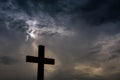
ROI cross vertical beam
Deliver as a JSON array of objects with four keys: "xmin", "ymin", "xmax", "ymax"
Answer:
[{"xmin": 38, "ymin": 45, "xmax": 44, "ymax": 80}]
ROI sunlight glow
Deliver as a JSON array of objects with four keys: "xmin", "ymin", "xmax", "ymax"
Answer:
[{"xmin": 25, "ymin": 19, "xmax": 75, "ymax": 41}]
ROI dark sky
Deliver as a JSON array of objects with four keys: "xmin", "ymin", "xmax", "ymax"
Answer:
[{"xmin": 0, "ymin": 0, "xmax": 120, "ymax": 80}]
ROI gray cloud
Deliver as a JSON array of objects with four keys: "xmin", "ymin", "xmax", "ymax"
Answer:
[
  {"xmin": 0, "ymin": 0, "xmax": 120, "ymax": 80},
  {"xmin": 0, "ymin": 56, "xmax": 17, "ymax": 65}
]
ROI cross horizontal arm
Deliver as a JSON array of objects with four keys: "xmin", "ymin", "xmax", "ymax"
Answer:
[
  {"xmin": 26, "ymin": 56, "xmax": 55, "ymax": 65},
  {"xmin": 44, "ymin": 58, "xmax": 55, "ymax": 65},
  {"xmin": 26, "ymin": 56, "xmax": 38, "ymax": 63}
]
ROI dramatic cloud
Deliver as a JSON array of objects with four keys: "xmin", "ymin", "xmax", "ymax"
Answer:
[{"xmin": 0, "ymin": 0, "xmax": 120, "ymax": 80}]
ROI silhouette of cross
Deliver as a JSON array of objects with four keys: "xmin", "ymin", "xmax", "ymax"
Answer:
[{"xmin": 26, "ymin": 45, "xmax": 55, "ymax": 80}]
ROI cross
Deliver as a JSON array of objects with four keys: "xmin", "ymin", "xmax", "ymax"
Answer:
[{"xmin": 26, "ymin": 45, "xmax": 55, "ymax": 80}]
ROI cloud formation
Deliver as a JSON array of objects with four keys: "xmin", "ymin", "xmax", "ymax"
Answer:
[{"xmin": 0, "ymin": 0, "xmax": 120, "ymax": 80}]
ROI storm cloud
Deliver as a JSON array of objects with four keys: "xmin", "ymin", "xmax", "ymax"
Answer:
[{"xmin": 0, "ymin": 0, "xmax": 120, "ymax": 80}]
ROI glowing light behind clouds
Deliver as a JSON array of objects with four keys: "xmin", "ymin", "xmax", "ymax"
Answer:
[{"xmin": 25, "ymin": 19, "xmax": 75, "ymax": 41}]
